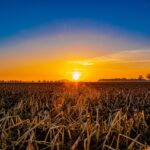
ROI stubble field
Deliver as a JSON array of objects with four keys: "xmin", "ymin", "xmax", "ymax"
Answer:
[{"xmin": 0, "ymin": 82, "xmax": 150, "ymax": 150}]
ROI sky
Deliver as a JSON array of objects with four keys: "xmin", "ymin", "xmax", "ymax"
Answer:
[{"xmin": 0, "ymin": 0, "xmax": 150, "ymax": 81}]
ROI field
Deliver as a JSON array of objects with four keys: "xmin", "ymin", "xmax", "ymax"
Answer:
[{"xmin": 0, "ymin": 82, "xmax": 150, "ymax": 150}]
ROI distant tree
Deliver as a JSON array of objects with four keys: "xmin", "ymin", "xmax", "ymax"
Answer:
[
  {"xmin": 138, "ymin": 75, "xmax": 143, "ymax": 80},
  {"xmin": 146, "ymin": 74, "xmax": 150, "ymax": 80}
]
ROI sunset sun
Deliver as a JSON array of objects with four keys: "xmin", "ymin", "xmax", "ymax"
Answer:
[{"xmin": 72, "ymin": 72, "xmax": 81, "ymax": 81}]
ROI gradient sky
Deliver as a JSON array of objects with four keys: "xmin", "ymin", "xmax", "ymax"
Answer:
[{"xmin": 0, "ymin": 0, "xmax": 150, "ymax": 81}]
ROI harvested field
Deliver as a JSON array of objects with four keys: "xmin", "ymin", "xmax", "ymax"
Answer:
[{"xmin": 0, "ymin": 82, "xmax": 150, "ymax": 150}]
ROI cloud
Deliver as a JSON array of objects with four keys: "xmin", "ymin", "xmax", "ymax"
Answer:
[{"xmin": 68, "ymin": 49, "xmax": 150, "ymax": 66}]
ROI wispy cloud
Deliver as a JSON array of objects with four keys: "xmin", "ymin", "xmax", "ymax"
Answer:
[{"xmin": 68, "ymin": 49, "xmax": 150, "ymax": 66}]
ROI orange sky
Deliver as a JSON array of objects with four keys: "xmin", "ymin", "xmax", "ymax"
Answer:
[{"xmin": 0, "ymin": 30, "xmax": 150, "ymax": 81}]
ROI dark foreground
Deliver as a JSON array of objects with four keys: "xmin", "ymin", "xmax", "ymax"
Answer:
[{"xmin": 0, "ymin": 82, "xmax": 150, "ymax": 150}]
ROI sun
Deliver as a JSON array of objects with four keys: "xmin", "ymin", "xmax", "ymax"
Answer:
[{"xmin": 72, "ymin": 72, "xmax": 81, "ymax": 81}]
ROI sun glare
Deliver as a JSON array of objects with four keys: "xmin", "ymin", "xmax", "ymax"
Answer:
[{"xmin": 72, "ymin": 72, "xmax": 81, "ymax": 81}]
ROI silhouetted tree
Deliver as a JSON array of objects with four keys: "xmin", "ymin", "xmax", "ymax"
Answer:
[
  {"xmin": 138, "ymin": 75, "xmax": 143, "ymax": 80},
  {"xmin": 146, "ymin": 74, "xmax": 150, "ymax": 80}
]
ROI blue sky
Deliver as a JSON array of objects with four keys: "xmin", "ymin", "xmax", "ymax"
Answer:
[
  {"xmin": 0, "ymin": 0, "xmax": 150, "ymax": 43},
  {"xmin": 1, "ymin": 0, "xmax": 150, "ymax": 80}
]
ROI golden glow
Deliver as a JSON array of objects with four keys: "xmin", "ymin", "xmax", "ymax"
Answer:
[
  {"xmin": 1, "ymin": 46, "xmax": 150, "ymax": 81},
  {"xmin": 1, "ymin": 29, "xmax": 150, "ymax": 81},
  {"xmin": 72, "ymin": 72, "xmax": 81, "ymax": 81}
]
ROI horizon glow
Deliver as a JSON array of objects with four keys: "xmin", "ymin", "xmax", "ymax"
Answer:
[{"xmin": 1, "ymin": 1, "xmax": 150, "ymax": 81}]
